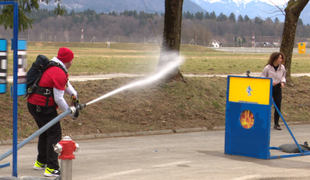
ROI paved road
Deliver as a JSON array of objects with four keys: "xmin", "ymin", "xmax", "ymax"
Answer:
[{"xmin": 1, "ymin": 123, "xmax": 310, "ymax": 180}]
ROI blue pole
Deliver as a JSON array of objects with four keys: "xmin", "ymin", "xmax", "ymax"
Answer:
[
  {"xmin": 12, "ymin": 1, "xmax": 19, "ymax": 177},
  {"xmin": 0, "ymin": 1, "xmax": 16, "ymax": 5},
  {"xmin": 269, "ymin": 152, "xmax": 310, "ymax": 159},
  {"xmin": 271, "ymin": 99, "xmax": 304, "ymax": 154},
  {"xmin": 0, "ymin": 110, "xmax": 71, "ymax": 162}
]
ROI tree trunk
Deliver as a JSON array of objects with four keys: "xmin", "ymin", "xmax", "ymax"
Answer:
[
  {"xmin": 158, "ymin": 0, "xmax": 186, "ymax": 83},
  {"xmin": 280, "ymin": 0, "xmax": 309, "ymax": 85}
]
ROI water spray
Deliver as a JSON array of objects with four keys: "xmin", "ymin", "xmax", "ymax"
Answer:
[{"xmin": 83, "ymin": 52, "xmax": 184, "ymax": 107}]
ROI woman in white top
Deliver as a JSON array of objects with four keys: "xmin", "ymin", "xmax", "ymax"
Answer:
[{"xmin": 261, "ymin": 52, "xmax": 286, "ymax": 130}]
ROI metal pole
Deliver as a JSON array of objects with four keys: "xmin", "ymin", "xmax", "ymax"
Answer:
[
  {"xmin": 0, "ymin": 110, "xmax": 71, "ymax": 162},
  {"xmin": 61, "ymin": 160, "xmax": 73, "ymax": 180},
  {"xmin": 12, "ymin": 1, "xmax": 19, "ymax": 177},
  {"xmin": 271, "ymin": 99, "xmax": 304, "ymax": 154}
]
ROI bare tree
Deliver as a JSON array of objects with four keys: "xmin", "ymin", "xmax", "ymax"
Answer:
[
  {"xmin": 280, "ymin": 0, "xmax": 309, "ymax": 84},
  {"xmin": 158, "ymin": 0, "xmax": 186, "ymax": 83}
]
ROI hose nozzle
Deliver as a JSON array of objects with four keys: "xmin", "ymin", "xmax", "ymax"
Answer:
[{"xmin": 77, "ymin": 103, "xmax": 86, "ymax": 110}]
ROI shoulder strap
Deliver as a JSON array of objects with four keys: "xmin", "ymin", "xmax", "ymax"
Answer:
[
  {"xmin": 48, "ymin": 61, "xmax": 68, "ymax": 74},
  {"xmin": 34, "ymin": 61, "xmax": 67, "ymax": 86},
  {"xmin": 33, "ymin": 62, "xmax": 68, "ymax": 107}
]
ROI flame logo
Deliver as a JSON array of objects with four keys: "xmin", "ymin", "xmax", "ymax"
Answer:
[{"xmin": 240, "ymin": 110, "xmax": 254, "ymax": 129}]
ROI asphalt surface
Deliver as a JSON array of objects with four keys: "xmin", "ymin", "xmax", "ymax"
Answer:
[{"xmin": 1, "ymin": 123, "xmax": 310, "ymax": 180}]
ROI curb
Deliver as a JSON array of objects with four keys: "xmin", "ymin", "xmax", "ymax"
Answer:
[
  {"xmin": 0, "ymin": 127, "xmax": 212, "ymax": 146},
  {"xmin": 0, "ymin": 122, "xmax": 304, "ymax": 145}
]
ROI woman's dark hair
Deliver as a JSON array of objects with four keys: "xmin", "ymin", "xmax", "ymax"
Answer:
[{"xmin": 267, "ymin": 52, "xmax": 285, "ymax": 66}]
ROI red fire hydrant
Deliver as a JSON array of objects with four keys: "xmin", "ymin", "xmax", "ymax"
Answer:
[{"xmin": 54, "ymin": 136, "xmax": 79, "ymax": 180}]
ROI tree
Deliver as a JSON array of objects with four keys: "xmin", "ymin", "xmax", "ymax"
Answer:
[
  {"xmin": 254, "ymin": 17, "xmax": 263, "ymax": 24},
  {"xmin": 0, "ymin": 0, "xmax": 64, "ymax": 31},
  {"xmin": 204, "ymin": 12, "xmax": 210, "ymax": 19},
  {"xmin": 237, "ymin": 15, "xmax": 244, "ymax": 22},
  {"xmin": 183, "ymin": 11, "xmax": 193, "ymax": 19},
  {"xmin": 159, "ymin": 0, "xmax": 185, "ymax": 83},
  {"xmin": 70, "ymin": 10, "xmax": 76, "ymax": 17},
  {"xmin": 195, "ymin": 11, "xmax": 204, "ymax": 21},
  {"xmin": 228, "ymin": 13, "xmax": 236, "ymax": 22},
  {"xmin": 242, "ymin": 37, "xmax": 246, "ymax": 44},
  {"xmin": 297, "ymin": 18, "xmax": 303, "ymax": 26},
  {"xmin": 244, "ymin": 15, "xmax": 250, "ymax": 22},
  {"xmin": 274, "ymin": 17, "xmax": 280, "ymax": 24},
  {"xmin": 280, "ymin": 0, "xmax": 309, "ymax": 84},
  {"xmin": 210, "ymin": 11, "xmax": 216, "ymax": 20},
  {"xmin": 217, "ymin": 12, "xmax": 227, "ymax": 22}
]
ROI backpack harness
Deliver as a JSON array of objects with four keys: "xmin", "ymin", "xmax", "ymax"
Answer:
[{"xmin": 27, "ymin": 61, "xmax": 68, "ymax": 107}]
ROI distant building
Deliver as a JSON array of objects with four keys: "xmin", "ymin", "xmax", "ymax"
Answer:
[
  {"xmin": 255, "ymin": 42, "xmax": 275, "ymax": 47},
  {"xmin": 210, "ymin": 39, "xmax": 222, "ymax": 48}
]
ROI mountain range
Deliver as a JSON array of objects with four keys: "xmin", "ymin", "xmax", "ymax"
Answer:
[
  {"xmin": 39, "ymin": 0, "xmax": 206, "ymax": 15},
  {"xmin": 193, "ymin": 0, "xmax": 310, "ymax": 24},
  {"xmin": 39, "ymin": 0, "xmax": 310, "ymax": 24}
]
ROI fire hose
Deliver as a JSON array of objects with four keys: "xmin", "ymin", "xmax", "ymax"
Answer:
[
  {"xmin": 0, "ymin": 103, "xmax": 87, "ymax": 161},
  {"xmin": 0, "ymin": 109, "xmax": 71, "ymax": 161}
]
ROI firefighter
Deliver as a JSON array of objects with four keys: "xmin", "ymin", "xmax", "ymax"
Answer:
[{"xmin": 27, "ymin": 47, "xmax": 79, "ymax": 177}]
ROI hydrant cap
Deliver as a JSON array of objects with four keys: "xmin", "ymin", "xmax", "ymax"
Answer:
[{"xmin": 63, "ymin": 136, "xmax": 72, "ymax": 141}]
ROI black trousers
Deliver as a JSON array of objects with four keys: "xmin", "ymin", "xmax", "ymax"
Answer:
[
  {"xmin": 272, "ymin": 85, "xmax": 282, "ymax": 126},
  {"xmin": 27, "ymin": 102, "xmax": 61, "ymax": 170}
]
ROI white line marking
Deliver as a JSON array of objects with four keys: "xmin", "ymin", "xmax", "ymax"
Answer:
[
  {"xmin": 91, "ymin": 169, "xmax": 142, "ymax": 180},
  {"xmin": 152, "ymin": 161, "xmax": 191, "ymax": 168},
  {"xmin": 232, "ymin": 174, "xmax": 261, "ymax": 180}
]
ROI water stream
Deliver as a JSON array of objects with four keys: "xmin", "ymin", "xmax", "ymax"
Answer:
[{"xmin": 86, "ymin": 52, "xmax": 184, "ymax": 106}]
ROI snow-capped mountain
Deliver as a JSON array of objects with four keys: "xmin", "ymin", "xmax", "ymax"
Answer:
[
  {"xmin": 192, "ymin": 0, "xmax": 310, "ymax": 24},
  {"xmin": 39, "ymin": 0, "xmax": 206, "ymax": 16},
  {"xmin": 39, "ymin": 0, "xmax": 310, "ymax": 25}
]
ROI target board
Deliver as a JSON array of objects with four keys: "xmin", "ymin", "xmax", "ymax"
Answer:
[{"xmin": 225, "ymin": 76, "xmax": 272, "ymax": 159}]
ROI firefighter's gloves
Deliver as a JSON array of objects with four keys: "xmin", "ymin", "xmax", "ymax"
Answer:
[
  {"xmin": 69, "ymin": 106, "xmax": 79, "ymax": 120},
  {"xmin": 69, "ymin": 94, "xmax": 86, "ymax": 120}
]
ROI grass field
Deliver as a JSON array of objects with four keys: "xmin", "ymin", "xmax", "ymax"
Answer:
[
  {"xmin": 1, "ymin": 42, "xmax": 310, "ymax": 139},
  {"xmin": 5, "ymin": 42, "xmax": 310, "ymax": 76}
]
